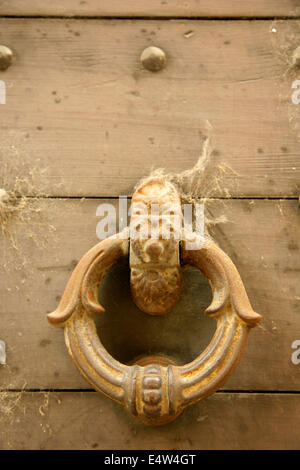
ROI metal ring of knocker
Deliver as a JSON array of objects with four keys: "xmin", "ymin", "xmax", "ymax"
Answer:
[{"xmin": 48, "ymin": 179, "xmax": 261, "ymax": 426}]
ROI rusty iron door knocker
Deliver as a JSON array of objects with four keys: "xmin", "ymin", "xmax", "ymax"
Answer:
[{"xmin": 48, "ymin": 178, "xmax": 261, "ymax": 426}]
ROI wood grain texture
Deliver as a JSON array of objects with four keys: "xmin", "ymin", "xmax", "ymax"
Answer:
[
  {"xmin": 0, "ymin": 0, "xmax": 299, "ymax": 18},
  {"xmin": 0, "ymin": 391, "xmax": 300, "ymax": 449},
  {"xmin": 0, "ymin": 19, "xmax": 299, "ymax": 197},
  {"xmin": 0, "ymin": 198, "xmax": 299, "ymax": 391}
]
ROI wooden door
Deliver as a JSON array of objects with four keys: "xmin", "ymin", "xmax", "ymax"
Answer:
[{"xmin": 0, "ymin": 1, "xmax": 299, "ymax": 449}]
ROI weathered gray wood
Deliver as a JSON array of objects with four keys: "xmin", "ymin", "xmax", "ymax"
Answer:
[
  {"xmin": 0, "ymin": 198, "xmax": 299, "ymax": 391},
  {"xmin": 0, "ymin": 0, "xmax": 299, "ymax": 18},
  {"xmin": 0, "ymin": 19, "xmax": 299, "ymax": 197},
  {"xmin": 0, "ymin": 391, "xmax": 299, "ymax": 449}
]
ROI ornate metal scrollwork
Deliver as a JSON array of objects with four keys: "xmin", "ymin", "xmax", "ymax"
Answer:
[{"xmin": 48, "ymin": 178, "xmax": 261, "ymax": 426}]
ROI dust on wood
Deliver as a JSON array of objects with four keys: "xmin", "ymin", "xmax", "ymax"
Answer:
[
  {"xmin": 0, "ymin": 135, "xmax": 64, "ymax": 287},
  {"xmin": 270, "ymin": 20, "xmax": 300, "ymax": 145},
  {"xmin": 134, "ymin": 136, "xmax": 242, "ymax": 238}
]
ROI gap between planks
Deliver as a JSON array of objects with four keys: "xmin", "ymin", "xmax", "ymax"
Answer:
[
  {"xmin": 0, "ymin": 16, "xmax": 299, "ymax": 21},
  {"xmin": 1, "ymin": 389, "xmax": 300, "ymax": 394},
  {"xmin": 15, "ymin": 196, "xmax": 300, "ymax": 201}
]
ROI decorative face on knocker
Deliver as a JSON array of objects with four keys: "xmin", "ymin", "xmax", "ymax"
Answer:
[{"xmin": 129, "ymin": 179, "xmax": 183, "ymax": 315}]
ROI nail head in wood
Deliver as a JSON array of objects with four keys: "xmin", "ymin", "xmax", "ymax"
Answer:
[
  {"xmin": 140, "ymin": 46, "xmax": 166, "ymax": 72},
  {"xmin": 0, "ymin": 45, "xmax": 13, "ymax": 71}
]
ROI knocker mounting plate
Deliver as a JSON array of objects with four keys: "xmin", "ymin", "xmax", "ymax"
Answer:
[{"xmin": 48, "ymin": 178, "xmax": 261, "ymax": 426}]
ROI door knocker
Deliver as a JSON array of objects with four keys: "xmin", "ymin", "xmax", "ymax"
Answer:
[{"xmin": 48, "ymin": 178, "xmax": 261, "ymax": 426}]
